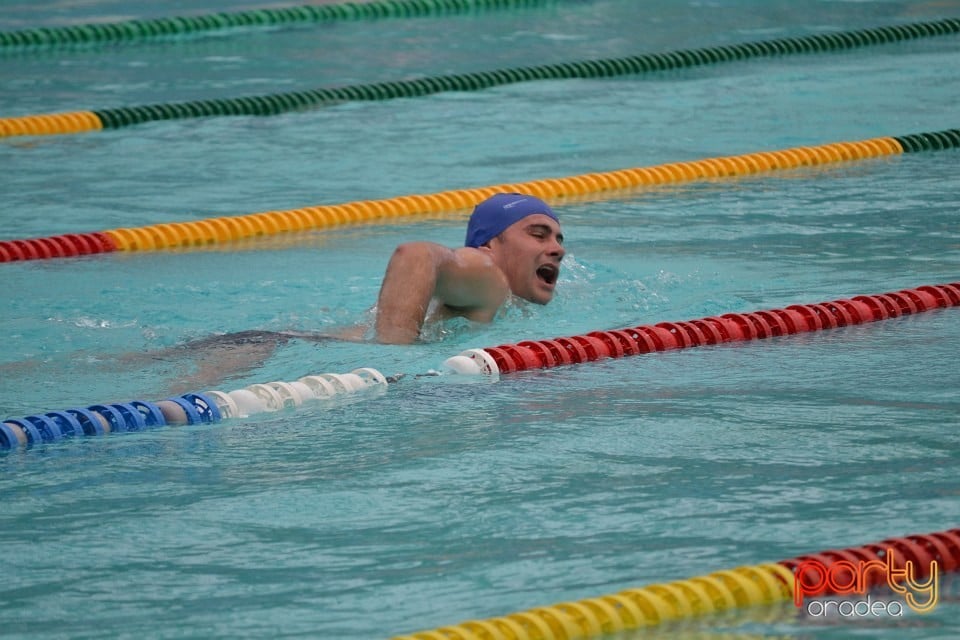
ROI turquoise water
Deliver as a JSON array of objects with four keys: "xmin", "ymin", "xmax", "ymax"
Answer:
[{"xmin": 2, "ymin": 1, "xmax": 960, "ymax": 638}]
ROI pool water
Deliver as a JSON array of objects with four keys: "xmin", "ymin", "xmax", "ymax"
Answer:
[{"xmin": 1, "ymin": 1, "xmax": 959, "ymax": 638}]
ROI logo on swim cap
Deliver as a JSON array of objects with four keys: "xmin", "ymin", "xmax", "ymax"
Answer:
[{"xmin": 464, "ymin": 193, "xmax": 559, "ymax": 248}]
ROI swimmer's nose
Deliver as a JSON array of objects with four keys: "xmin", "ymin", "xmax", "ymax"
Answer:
[{"xmin": 549, "ymin": 238, "xmax": 565, "ymax": 260}]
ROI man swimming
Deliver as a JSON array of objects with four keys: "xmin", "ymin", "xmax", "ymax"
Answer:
[
  {"xmin": 126, "ymin": 193, "xmax": 564, "ymax": 391},
  {"xmin": 185, "ymin": 192, "xmax": 564, "ymax": 346},
  {"xmin": 0, "ymin": 194, "xmax": 565, "ymax": 395},
  {"xmin": 374, "ymin": 192, "xmax": 565, "ymax": 344}
]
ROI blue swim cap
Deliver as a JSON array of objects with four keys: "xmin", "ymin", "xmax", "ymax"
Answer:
[{"xmin": 465, "ymin": 193, "xmax": 559, "ymax": 248}]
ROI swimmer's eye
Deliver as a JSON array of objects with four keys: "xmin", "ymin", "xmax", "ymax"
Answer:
[{"xmin": 527, "ymin": 224, "xmax": 562, "ymax": 244}]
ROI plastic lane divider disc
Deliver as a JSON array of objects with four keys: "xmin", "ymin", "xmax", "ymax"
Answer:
[
  {"xmin": 107, "ymin": 403, "xmax": 147, "ymax": 431},
  {"xmin": 204, "ymin": 390, "xmax": 241, "ymax": 419},
  {"xmin": 32, "ymin": 413, "xmax": 71, "ymax": 440},
  {"xmin": 179, "ymin": 393, "xmax": 222, "ymax": 423},
  {"xmin": 350, "ymin": 367, "xmax": 388, "ymax": 388},
  {"xmin": 442, "ymin": 355, "xmax": 483, "ymax": 375},
  {"xmin": 442, "ymin": 349, "xmax": 500, "ymax": 377},
  {"xmin": 227, "ymin": 389, "xmax": 267, "ymax": 416},
  {"xmin": 288, "ymin": 380, "xmax": 316, "ymax": 402},
  {"xmin": 266, "ymin": 381, "xmax": 304, "ymax": 408},
  {"xmin": 297, "ymin": 375, "xmax": 337, "ymax": 399},
  {"xmin": 335, "ymin": 373, "xmax": 367, "ymax": 392},
  {"xmin": 317, "ymin": 373, "xmax": 354, "ymax": 394},
  {"xmin": 65, "ymin": 407, "xmax": 108, "ymax": 435},
  {"xmin": 6, "ymin": 418, "xmax": 43, "ymax": 445},
  {"xmin": 85, "ymin": 405, "xmax": 126, "ymax": 433},
  {"xmin": 129, "ymin": 400, "xmax": 166, "ymax": 427},
  {"xmin": 244, "ymin": 384, "xmax": 285, "ymax": 411}
]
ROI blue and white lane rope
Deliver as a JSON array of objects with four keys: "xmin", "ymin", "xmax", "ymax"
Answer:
[{"xmin": 0, "ymin": 367, "xmax": 388, "ymax": 450}]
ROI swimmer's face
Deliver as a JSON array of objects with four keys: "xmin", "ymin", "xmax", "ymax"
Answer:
[{"xmin": 486, "ymin": 213, "xmax": 564, "ymax": 305}]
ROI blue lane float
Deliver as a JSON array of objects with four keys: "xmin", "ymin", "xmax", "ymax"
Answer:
[{"xmin": 1, "ymin": 368, "xmax": 388, "ymax": 450}]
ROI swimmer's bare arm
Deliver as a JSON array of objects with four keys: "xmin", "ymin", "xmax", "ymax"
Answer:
[{"xmin": 375, "ymin": 242, "xmax": 509, "ymax": 344}]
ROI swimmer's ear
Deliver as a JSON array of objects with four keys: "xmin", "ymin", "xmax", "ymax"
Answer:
[{"xmin": 468, "ymin": 243, "xmax": 492, "ymax": 255}]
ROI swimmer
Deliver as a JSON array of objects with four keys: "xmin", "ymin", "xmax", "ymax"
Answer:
[
  {"xmin": 0, "ymin": 194, "xmax": 564, "ymax": 396},
  {"xmin": 75, "ymin": 193, "xmax": 564, "ymax": 392},
  {"xmin": 184, "ymin": 192, "xmax": 565, "ymax": 347},
  {"xmin": 375, "ymin": 192, "xmax": 565, "ymax": 344}
]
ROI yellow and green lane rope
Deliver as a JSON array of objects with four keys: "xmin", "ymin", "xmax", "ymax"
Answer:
[{"xmin": 1, "ymin": 18, "xmax": 957, "ymax": 138}]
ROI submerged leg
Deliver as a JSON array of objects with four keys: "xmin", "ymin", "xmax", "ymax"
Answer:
[{"xmin": 159, "ymin": 331, "xmax": 292, "ymax": 395}]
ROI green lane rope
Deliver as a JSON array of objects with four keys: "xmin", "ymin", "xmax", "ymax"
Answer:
[
  {"xmin": 0, "ymin": 0, "xmax": 555, "ymax": 50},
  {"xmin": 895, "ymin": 129, "xmax": 960, "ymax": 152},
  {"xmin": 2, "ymin": 127, "xmax": 957, "ymax": 262},
  {"xmin": 1, "ymin": 17, "xmax": 958, "ymax": 138}
]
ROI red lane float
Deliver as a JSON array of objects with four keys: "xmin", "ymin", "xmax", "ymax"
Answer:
[
  {"xmin": 0, "ymin": 232, "xmax": 117, "ymax": 262},
  {"xmin": 443, "ymin": 283, "xmax": 960, "ymax": 376},
  {"xmin": 783, "ymin": 528, "xmax": 960, "ymax": 605}
]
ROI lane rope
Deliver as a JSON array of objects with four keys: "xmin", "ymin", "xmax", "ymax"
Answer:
[
  {"xmin": 2, "ymin": 298, "xmax": 954, "ymax": 638},
  {"xmin": 1, "ymin": 17, "xmax": 957, "ymax": 138},
  {"xmin": 0, "ymin": 367, "xmax": 388, "ymax": 450},
  {"xmin": 441, "ymin": 283, "xmax": 960, "ymax": 377},
  {"xmin": 4, "ymin": 282, "xmax": 956, "ymax": 451},
  {"xmin": 1, "ymin": 127, "xmax": 958, "ymax": 263},
  {"xmin": 390, "ymin": 527, "xmax": 960, "ymax": 638},
  {"xmin": 0, "ymin": 0, "xmax": 556, "ymax": 50}
]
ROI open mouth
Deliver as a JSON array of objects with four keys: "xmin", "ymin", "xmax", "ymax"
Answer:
[{"xmin": 536, "ymin": 264, "xmax": 559, "ymax": 286}]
